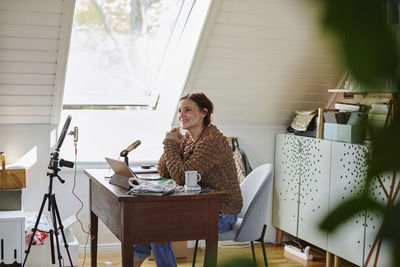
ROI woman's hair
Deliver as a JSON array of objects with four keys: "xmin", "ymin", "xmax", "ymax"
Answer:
[{"xmin": 180, "ymin": 92, "xmax": 214, "ymax": 126}]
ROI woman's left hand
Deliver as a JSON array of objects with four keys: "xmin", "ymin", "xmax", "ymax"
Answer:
[{"xmin": 165, "ymin": 127, "xmax": 183, "ymax": 143}]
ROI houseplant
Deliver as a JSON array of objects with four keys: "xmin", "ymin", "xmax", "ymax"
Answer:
[{"xmin": 317, "ymin": 0, "xmax": 400, "ymax": 266}]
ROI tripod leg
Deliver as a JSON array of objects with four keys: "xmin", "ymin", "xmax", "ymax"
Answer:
[
  {"xmin": 50, "ymin": 230, "xmax": 55, "ymax": 264},
  {"xmin": 22, "ymin": 193, "xmax": 49, "ymax": 267},
  {"xmin": 49, "ymin": 194, "xmax": 64, "ymax": 267},
  {"xmin": 52, "ymin": 194, "xmax": 74, "ymax": 266}
]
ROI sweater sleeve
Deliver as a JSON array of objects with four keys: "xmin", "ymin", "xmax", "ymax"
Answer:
[
  {"xmin": 157, "ymin": 153, "xmax": 170, "ymax": 178},
  {"xmin": 163, "ymin": 135, "xmax": 220, "ymax": 185}
]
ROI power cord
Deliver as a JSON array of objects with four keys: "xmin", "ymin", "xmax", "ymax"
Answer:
[{"xmin": 103, "ymin": 258, "xmax": 121, "ymax": 265}]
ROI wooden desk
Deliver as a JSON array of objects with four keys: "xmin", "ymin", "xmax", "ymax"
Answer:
[{"xmin": 85, "ymin": 169, "xmax": 225, "ymax": 267}]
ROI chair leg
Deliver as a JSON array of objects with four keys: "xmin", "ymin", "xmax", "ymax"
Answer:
[
  {"xmin": 251, "ymin": 241, "xmax": 257, "ymax": 265},
  {"xmin": 192, "ymin": 240, "xmax": 199, "ymax": 267},
  {"xmin": 261, "ymin": 239, "xmax": 268, "ymax": 267},
  {"xmin": 256, "ymin": 224, "xmax": 268, "ymax": 267}
]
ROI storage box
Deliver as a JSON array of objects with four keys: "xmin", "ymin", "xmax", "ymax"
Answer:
[
  {"xmin": 149, "ymin": 241, "xmax": 193, "ymax": 260},
  {"xmin": 324, "ymin": 123, "xmax": 363, "ymax": 144},
  {"xmin": 0, "ymin": 189, "xmax": 22, "ymax": 211},
  {"xmin": 0, "ymin": 152, "xmax": 26, "ymax": 189}
]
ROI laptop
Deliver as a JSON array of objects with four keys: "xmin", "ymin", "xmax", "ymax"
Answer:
[
  {"xmin": 105, "ymin": 157, "xmax": 162, "ymax": 189},
  {"xmin": 105, "ymin": 157, "xmax": 137, "ymax": 189}
]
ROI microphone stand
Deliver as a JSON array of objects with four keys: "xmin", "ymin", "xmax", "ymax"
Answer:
[
  {"xmin": 120, "ymin": 150, "xmax": 129, "ymax": 166},
  {"xmin": 122, "ymin": 154, "xmax": 129, "ymax": 166}
]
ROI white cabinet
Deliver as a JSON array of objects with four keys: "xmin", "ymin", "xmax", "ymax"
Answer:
[
  {"xmin": 273, "ymin": 134, "xmax": 395, "ymax": 266},
  {"xmin": 273, "ymin": 134, "xmax": 331, "ymax": 250},
  {"xmin": 328, "ymin": 142, "xmax": 368, "ymax": 265},
  {"xmin": 273, "ymin": 134, "xmax": 301, "ymax": 237},
  {"xmin": 0, "ymin": 210, "xmax": 25, "ymax": 265},
  {"xmin": 363, "ymin": 171, "xmax": 394, "ymax": 267}
]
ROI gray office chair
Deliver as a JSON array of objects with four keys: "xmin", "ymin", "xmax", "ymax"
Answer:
[{"xmin": 192, "ymin": 163, "xmax": 273, "ymax": 267}]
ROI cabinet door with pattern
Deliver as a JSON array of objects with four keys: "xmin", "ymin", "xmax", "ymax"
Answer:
[
  {"xmin": 328, "ymin": 142, "xmax": 368, "ymax": 266},
  {"xmin": 364, "ymin": 170, "xmax": 397, "ymax": 267},
  {"xmin": 273, "ymin": 134, "xmax": 302, "ymax": 236},
  {"xmin": 297, "ymin": 137, "xmax": 331, "ymax": 250}
]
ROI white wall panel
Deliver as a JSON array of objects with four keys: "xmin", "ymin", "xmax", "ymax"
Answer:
[
  {"xmin": 0, "ymin": 106, "xmax": 52, "ymax": 115},
  {"xmin": 0, "ymin": 0, "xmax": 63, "ymax": 13},
  {"xmin": 0, "ymin": 37, "xmax": 59, "ymax": 51},
  {"xmin": 0, "ymin": 11, "xmax": 62, "ymax": 26},
  {"xmin": 0, "ymin": 62, "xmax": 57, "ymax": 74},
  {"xmin": 0, "ymin": 74, "xmax": 55, "ymax": 84},
  {"xmin": 0, "ymin": 0, "xmax": 75, "ymax": 125},
  {"xmin": 0, "ymin": 116, "xmax": 51, "ymax": 124},
  {"xmin": 181, "ymin": 0, "xmax": 343, "ymax": 127},
  {"xmin": 0, "ymin": 85, "xmax": 54, "ymax": 96},
  {"xmin": 0, "ymin": 25, "xmax": 61, "ymax": 39},
  {"xmin": 0, "ymin": 96, "xmax": 53, "ymax": 106},
  {"xmin": 0, "ymin": 50, "xmax": 58, "ymax": 62}
]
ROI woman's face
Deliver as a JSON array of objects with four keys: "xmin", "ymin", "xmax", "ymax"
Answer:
[{"xmin": 178, "ymin": 99, "xmax": 207, "ymax": 131}]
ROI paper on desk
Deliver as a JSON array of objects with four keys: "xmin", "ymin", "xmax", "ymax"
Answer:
[{"xmin": 128, "ymin": 178, "xmax": 178, "ymax": 195}]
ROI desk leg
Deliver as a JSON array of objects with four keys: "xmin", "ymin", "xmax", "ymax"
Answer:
[
  {"xmin": 90, "ymin": 211, "xmax": 98, "ymax": 267},
  {"xmin": 121, "ymin": 241, "xmax": 134, "ymax": 267},
  {"xmin": 204, "ymin": 199, "xmax": 219, "ymax": 267}
]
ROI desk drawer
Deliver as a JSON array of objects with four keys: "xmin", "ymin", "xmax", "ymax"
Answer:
[{"xmin": 125, "ymin": 199, "xmax": 212, "ymax": 243}]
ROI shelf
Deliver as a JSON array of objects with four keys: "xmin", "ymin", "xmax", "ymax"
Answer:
[{"xmin": 328, "ymin": 89, "xmax": 349, "ymax": 93}]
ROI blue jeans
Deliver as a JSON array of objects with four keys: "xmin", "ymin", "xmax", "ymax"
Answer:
[{"xmin": 134, "ymin": 213, "xmax": 238, "ymax": 267}]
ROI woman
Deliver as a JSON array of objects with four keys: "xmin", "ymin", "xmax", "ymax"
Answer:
[{"xmin": 134, "ymin": 93, "xmax": 243, "ymax": 267}]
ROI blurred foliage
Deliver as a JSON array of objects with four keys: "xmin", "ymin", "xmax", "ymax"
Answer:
[
  {"xmin": 74, "ymin": 0, "xmax": 132, "ymax": 33},
  {"xmin": 317, "ymin": 0, "xmax": 400, "ymax": 266},
  {"xmin": 74, "ymin": 0, "xmax": 181, "ymax": 35},
  {"xmin": 218, "ymin": 257, "xmax": 257, "ymax": 267}
]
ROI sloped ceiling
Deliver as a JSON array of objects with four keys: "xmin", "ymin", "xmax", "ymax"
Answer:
[
  {"xmin": 180, "ymin": 0, "xmax": 343, "ymax": 126},
  {"xmin": 0, "ymin": 0, "xmax": 75, "ymax": 124}
]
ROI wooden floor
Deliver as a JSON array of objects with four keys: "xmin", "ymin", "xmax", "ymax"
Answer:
[{"xmin": 78, "ymin": 243, "xmax": 358, "ymax": 267}]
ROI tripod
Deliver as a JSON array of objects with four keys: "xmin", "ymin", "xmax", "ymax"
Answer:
[{"xmin": 23, "ymin": 151, "xmax": 74, "ymax": 267}]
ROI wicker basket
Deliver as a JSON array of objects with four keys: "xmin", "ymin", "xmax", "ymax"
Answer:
[
  {"xmin": 0, "ymin": 189, "xmax": 22, "ymax": 211},
  {"xmin": 0, "ymin": 152, "xmax": 26, "ymax": 189}
]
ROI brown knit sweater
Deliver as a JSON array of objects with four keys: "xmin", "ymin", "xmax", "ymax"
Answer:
[{"xmin": 158, "ymin": 125, "xmax": 243, "ymax": 214}]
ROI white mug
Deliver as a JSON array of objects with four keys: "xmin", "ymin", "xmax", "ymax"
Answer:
[{"xmin": 185, "ymin": 171, "xmax": 201, "ymax": 187}]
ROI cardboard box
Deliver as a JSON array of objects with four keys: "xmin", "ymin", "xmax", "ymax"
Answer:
[{"xmin": 149, "ymin": 241, "xmax": 193, "ymax": 260}]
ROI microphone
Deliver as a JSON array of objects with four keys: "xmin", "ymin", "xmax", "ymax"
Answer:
[
  {"xmin": 120, "ymin": 140, "xmax": 141, "ymax": 157},
  {"xmin": 68, "ymin": 126, "xmax": 79, "ymax": 143},
  {"xmin": 73, "ymin": 127, "xmax": 78, "ymax": 142}
]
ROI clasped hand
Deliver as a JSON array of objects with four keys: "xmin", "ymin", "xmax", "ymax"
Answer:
[{"xmin": 165, "ymin": 127, "xmax": 183, "ymax": 143}]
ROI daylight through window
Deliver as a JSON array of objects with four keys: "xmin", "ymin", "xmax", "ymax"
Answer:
[{"xmin": 63, "ymin": 0, "xmax": 185, "ymax": 109}]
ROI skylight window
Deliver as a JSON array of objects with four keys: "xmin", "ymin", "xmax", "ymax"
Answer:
[{"xmin": 63, "ymin": 0, "xmax": 185, "ymax": 108}]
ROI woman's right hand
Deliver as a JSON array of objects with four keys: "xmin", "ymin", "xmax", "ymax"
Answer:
[{"xmin": 165, "ymin": 127, "xmax": 183, "ymax": 143}]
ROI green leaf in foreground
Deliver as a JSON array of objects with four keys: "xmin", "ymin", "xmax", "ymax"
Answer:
[
  {"xmin": 320, "ymin": 194, "xmax": 383, "ymax": 232},
  {"xmin": 218, "ymin": 257, "xmax": 257, "ymax": 267}
]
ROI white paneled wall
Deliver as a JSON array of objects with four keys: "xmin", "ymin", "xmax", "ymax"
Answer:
[
  {"xmin": 181, "ymin": 0, "xmax": 343, "ymax": 126},
  {"xmin": 0, "ymin": 0, "xmax": 75, "ymax": 124}
]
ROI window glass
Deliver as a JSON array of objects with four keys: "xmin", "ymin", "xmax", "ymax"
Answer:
[{"xmin": 63, "ymin": 0, "xmax": 185, "ymax": 107}]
